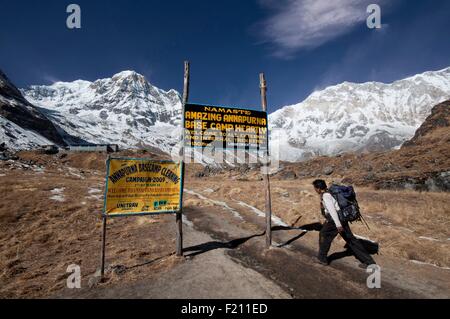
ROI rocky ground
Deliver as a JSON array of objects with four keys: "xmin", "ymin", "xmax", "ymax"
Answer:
[{"xmin": 0, "ymin": 149, "xmax": 449, "ymax": 299}]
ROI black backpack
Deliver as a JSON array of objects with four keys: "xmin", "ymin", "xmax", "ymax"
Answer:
[{"xmin": 328, "ymin": 184, "xmax": 361, "ymax": 223}]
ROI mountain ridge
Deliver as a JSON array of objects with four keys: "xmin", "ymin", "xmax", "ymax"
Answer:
[
  {"xmin": 21, "ymin": 70, "xmax": 182, "ymax": 153},
  {"xmin": 0, "ymin": 70, "xmax": 66, "ymax": 149},
  {"xmin": 1, "ymin": 67, "xmax": 449, "ymax": 160},
  {"xmin": 271, "ymin": 99, "xmax": 450, "ymax": 192},
  {"xmin": 269, "ymin": 67, "xmax": 450, "ymax": 161}
]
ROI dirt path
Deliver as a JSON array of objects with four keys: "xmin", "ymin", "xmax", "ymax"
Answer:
[
  {"xmin": 180, "ymin": 186, "xmax": 450, "ymax": 299},
  {"xmin": 63, "ymin": 224, "xmax": 290, "ymax": 299},
  {"xmin": 57, "ymin": 204, "xmax": 293, "ymax": 298},
  {"xmin": 60, "ymin": 185, "xmax": 449, "ymax": 299}
]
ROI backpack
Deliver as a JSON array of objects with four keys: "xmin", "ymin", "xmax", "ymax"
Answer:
[{"xmin": 327, "ymin": 184, "xmax": 361, "ymax": 223}]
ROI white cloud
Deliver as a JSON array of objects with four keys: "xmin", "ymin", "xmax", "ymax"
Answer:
[
  {"xmin": 258, "ymin": 0, "xmax": 386, "ymax": 57},
  {"xmin": 41, "ymin": 73, "xmax": 61, "ymax": 84}
]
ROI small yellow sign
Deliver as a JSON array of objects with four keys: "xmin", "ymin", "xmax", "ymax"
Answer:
[{"xmin": 104, "ymin": 158, "xmax": 183, "ymax": 216}]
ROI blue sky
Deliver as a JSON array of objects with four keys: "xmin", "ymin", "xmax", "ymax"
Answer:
[{"xmin": 0, "ymin": 0, "xmax": 449, "ymax": 112}]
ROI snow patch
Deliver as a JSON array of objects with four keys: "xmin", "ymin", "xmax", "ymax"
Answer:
[
  {"xmin": 184, "ymin": 189, "xmax": 243, "ymax": 220},
  {"xmin": 234, "ymin": 200, "xmax": 288, "ymax": 227},
  {"xmin": 67, "ymin": 167, "xmax": 85, "ymax": 179},
  {"xmin": 418, "ymin": 236, "xmax": 443, "ymax": 242},
  {"xmin": 50, "ymin": 187, "xmax": 65, "ymax": 202},
  {"xmin": 182, "ymin": 215, "xmax": 194, "ymax": 228},
  {"xmin": 410, "ymin": 260, "xmax": 450, "ymax": 271}
]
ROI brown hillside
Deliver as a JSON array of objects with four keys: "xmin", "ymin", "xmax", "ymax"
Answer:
[
  {"xmin": 403, "ymin": 100, "xmax": 450, "ymax": 147},
  {"xmin": 272, "ymin": 100, "xmax": 450, "ymax": 191}
]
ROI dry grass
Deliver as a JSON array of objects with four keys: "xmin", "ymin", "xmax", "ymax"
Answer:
[
  {"xmin": 354, "ymin": 189, "xmax": 450, "ymax": 267},
  {"xmin": 0, "ymin": 160, "xmax": 180, "ymax": 298}
]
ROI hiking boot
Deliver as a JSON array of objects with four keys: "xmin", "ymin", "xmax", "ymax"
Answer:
[
  {"xmin": 358, "ymin": 263, "xmax": 371, "ymax": 269},
  {"xmin": 359, "ymin": 262, "xmax": 378, "ymax": 269},
  {"xmin": 316, "ymin": 258, "xmax": 329, "ymax": 266}
]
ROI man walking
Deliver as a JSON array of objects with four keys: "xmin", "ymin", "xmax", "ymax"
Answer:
[{"xmin": 312, "ymin": 179, "xmax": 376, "ymax": 268}]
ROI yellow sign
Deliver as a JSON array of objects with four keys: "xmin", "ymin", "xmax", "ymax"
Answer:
[
  {"xmin": 184, "ymin": 103, "xmax": 268, "ymax": 150},
  {"xmin": 103, "ymin": 158, "xmax": 183, "ymax": 216}
]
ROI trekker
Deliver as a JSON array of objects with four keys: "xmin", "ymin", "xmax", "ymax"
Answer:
[{"xmin": 312, "ymin": 179, "xmax": 376, "ymax": 268}]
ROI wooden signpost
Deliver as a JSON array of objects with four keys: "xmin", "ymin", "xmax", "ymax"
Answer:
[
  {"xmin": 99, "ymin": 62, "xmax": 273, "ymax": 279},
  {"xmin": 177, "ymin": 61, "xmax": 190, "ymax": 257},
  {"xmin": 259, "ymin": 73, "xmax": 273, "ymax": 248},
  {"xmin": 180, "ymin": 62, "xmax": 273, "ymax": 249}
]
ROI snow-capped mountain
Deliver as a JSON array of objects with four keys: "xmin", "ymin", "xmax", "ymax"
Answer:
[
  {"xmin": 269, "ymin": 67, "xmax": 450, "ymax": 162},
  {"xmin": 15, "ymin": 67, "xmax": 450, "ymax": 161},
  {"xmin": 0, "ymin": 70, "xmax": 65, "ymax": 150},
  {"xmin": 22, "ymin": 71, "xmax": 182, "ymax": 153}
]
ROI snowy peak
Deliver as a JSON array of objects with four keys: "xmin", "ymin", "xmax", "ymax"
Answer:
[
  {"xmin": 112, "ymin": 70, "xmax": 142, "ymax": 78},
  {"xmin": 22, "ymin": 71, "xmax": 183, "ymax": 153},
  {"xmin": 0, "ymin": 70, "xmax": 66, "ymax": 150},
  {"xmin": 0, "ymin": 70, "xmax": 28, "ymax": 103},
  {"xmin": 6, "ymin": 66, "xmax": 450, "ymax": 160},
  {"xmin": 270, "ymin": 67, "xmax": 450, "ymax": 162},
  {"xmin": 23, "ymin": 71, "xmax": 182, "ymax": 122}
]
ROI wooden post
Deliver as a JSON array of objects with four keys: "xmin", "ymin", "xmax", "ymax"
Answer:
[
  {"xmin": 176, "ymin": 61, "xmax": 190, "ymax": 257},
  {"xmin": 260, "ymin": 73, "xmax": 272, "ymax": 248},
  {"xmin": 100, "ymin": 216, "xmax": 107, "ymax": 279}
]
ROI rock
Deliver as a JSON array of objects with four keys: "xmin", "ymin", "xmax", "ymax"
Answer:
[
  {"xmin": 403, "ymin": 181, "xmax": 417, "ymax": 191},
  {"xmin": 278, "ymin": 170, "xmax": 297, "ymax": 180},
  {"xmin": 0, "ymin": 153, "xmax": 9, "ymax": 161},
  {"xmin": 323, "ymin": 166, "xmax": 334, "ymax": 176},
  {"xmin": 287, "ymin": 136, "xmax": 306, "ymax": 148},
  {"xmin": 331, "ymin": 178, "xmax": 344, "ymax": 185},
  {"xmin": 364, "ymin": 172, "xmax": 376, "ymax": 182},
  {"xmin": 344, "ymin": 160, "xmax": 353, "ymax": 169},
  {"xmin": 238, "ymin": 164, "xmax": 250, "ymax": 174},
  {"xmin": 425, "ymin": 171, "xmax": 450, "ymax": 192},
  {"xmin": 342, "ymin": 177, "xmax": 353, "ymax": 185},
  {"xmin": 249, "ymin": 163, "xmax": 262, "ymax": 170},
  {"xmin": 109, "ymin": 264, "xmax": 127, "ymax": 276},
  {"xmin": 195, "ymin": 171, "xmax": 205, "ymax": 178},
  {"xmin": 440, "ymin": 170, "xmax": 450, "ymax": 178},
  {"xmin": 296, "ymin": 171, "xmax": 310, "ymax": 178},
  {"xmin": 88, "ymin": 275, "xmax": 102, "ymax": 288}
]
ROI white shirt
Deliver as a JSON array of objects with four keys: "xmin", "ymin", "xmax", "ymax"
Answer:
[{"xmin": 322, "ymin": 193, "xmax": 342, "ymax": 228}]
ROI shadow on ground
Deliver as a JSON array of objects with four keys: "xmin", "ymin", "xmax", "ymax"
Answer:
[
  {"xmin": 272, "ymin": 222, "xmax": 323, "ymax": 248},
  {"xmin": 183, "ymin": 222, "xmax": 325, "ymax": 257},
  {"xmin": 183, "ymin": 232, "xmax": 265, "ymax": 257}
]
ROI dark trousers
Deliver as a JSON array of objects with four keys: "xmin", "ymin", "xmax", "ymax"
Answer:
[{"xmin": 319, "ymin": 220, "xmax": 376, "ymax": 265}]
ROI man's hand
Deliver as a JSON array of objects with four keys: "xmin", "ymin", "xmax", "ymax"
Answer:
[{"xmin": 337, "ymin": 226, "xmax": 344, "ymax": 233}]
